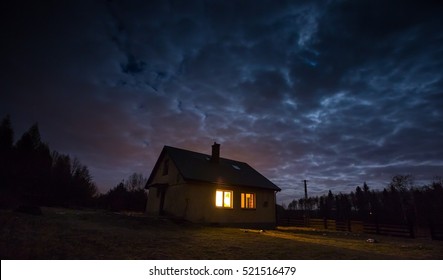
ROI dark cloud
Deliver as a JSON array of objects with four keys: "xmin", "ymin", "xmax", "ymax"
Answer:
[
  {"xmin": 121, "ymin": 54, "xmax": 146, "ymax": 74},
  {"xmin": 1, "ymin": 0, "xmax": 442, "ymax": 203}
]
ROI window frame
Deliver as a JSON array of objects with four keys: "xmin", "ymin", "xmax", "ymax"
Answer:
[
  {"xmin": 215, "ymin": 189, "xmax": 233, "ymax": 209},
  {"xmin": 241, "ymin": 192, "xmax": 256, "ymax": 209}
]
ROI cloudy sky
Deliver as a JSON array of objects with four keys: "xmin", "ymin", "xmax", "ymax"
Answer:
[{"xmin": 2, "ymin": 0, "xmax": 443, "ymax": 204}]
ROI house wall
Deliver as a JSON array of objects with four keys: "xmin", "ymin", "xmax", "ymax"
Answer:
[
  {"xmin": 146, "ymin": 155, "xmax": 278, "ymax": 228},
  {"xmin": 194, "ymin": 183, "xmax": 277, "ymax": 228},
  {"xmin": 145, "ymin": 188, "xmax": 160, "ymax": 214},
  {"xmin": 145, "ymin": 154, "xmax": 184, "ymax": 214}
]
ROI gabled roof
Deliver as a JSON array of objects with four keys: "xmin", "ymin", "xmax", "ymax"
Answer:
[{"xmin": 146, "ymin": 145, "xmax": 281, "ymax": 191}]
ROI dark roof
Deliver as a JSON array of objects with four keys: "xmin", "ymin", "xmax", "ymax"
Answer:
[{"xmin": 146, "ymin": 146, "xmax": 281, "ymax": 191}]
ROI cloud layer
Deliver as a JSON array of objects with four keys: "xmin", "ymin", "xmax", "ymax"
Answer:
[{"xmin": 2, "ymin": 0, "xmax": 443, "ymax": 204}]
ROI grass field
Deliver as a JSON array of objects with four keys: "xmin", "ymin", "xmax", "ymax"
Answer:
[{"xmin": 1, "ymin": 207, "xmax": 442, "ymax": 259}]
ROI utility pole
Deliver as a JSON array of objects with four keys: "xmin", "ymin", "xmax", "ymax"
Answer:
[{"xmin": 303, "ymin": 180, "xmax": 309, "ymax": 225}]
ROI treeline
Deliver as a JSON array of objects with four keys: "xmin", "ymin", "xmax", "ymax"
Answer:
[
  {"xmin": 0, "ymin": 115, "xmax": 98, "ymax": 208},
  {"xmin": 0, "ymin": 115, "xmax": 147, "ymax": 212},
  {"xmin": 96, "ymin": 173, "xmax": 147, "ymax": 212},
  {"xmin": 286, "ymin": 175, "xmax": 443, "ymax": 226}
]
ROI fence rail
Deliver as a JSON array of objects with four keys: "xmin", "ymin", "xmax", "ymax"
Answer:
[
  {"xmin": 277, "ymin": 217, "xmax": 420, "ymax": 238},
  {"xmin": 363, "ymin": 223, "xmax": 414, "ymax": 238}
]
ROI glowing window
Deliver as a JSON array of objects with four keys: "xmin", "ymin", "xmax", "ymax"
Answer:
[
  {"xmin": 215, "ymin": 190, "xmax": 233, "ymax": 208},
  {"xmin": 241, "ymin": 193, "xmax": 255, "ymax": 209}
]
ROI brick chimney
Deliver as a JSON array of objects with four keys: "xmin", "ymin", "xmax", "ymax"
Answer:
[{"xmin": 211, "ymin": 142, "xmax": 220, "ymax": 163}]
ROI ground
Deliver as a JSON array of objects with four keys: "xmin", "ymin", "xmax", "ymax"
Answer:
[{"xmin": 1, "ymin": 208, "xmax": 442, "ymax": 259}]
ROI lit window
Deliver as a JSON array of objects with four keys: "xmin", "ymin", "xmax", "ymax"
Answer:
[
  {"xmin": 241, "ymin": 193, "xmax": 255, "ymax": 209},
  {"xmin": 215, "ymin": 190, "xmax": 233, "ymax": 208}
]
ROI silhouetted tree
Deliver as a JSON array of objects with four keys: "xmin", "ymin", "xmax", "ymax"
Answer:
[
  {"xmin": 318, "ymin": 190, "xmax": 335, "ymax": 219},
  {"xmin": 102, "ymin": 182, "xmax": 130, "ymax": 211},
  {"xmin": 98, "ymin": 173, "xmax": 147, "ymax": 212},
  {"xmin": 335, "ymin": 193, "xmax": 351, "ymax": 221},
  {"xmin": 388, "ymin": 175, "xmax": 415, "ymax": 224},
  {"xmin": 124, "ymin": 172, "xmax": 147, "ymax": 191},
  {"xmin": 368, "ymin": 190, "xmax": 381, "ymax": 223},
  {"xmin": 0, "ymin": 115, "xmax": 14, "ymax": 190},
  {"xmin": 0, "ymin": 116, "xmax": 98, "ymax": 209},
  {"xmin": 0, "ymin": 115, "xmax": 13, "ymax": 147},
  {"xmin": 287, "ymin": 199, "xmax": 297, "ymax": 210},
  {"xmin": 422, "ymin": 179, "xmax": 443, "ymax": 225},
  {"xmin": 354, "ymin": 182, "xmax": 371, "ymax": 220},
  {"xmin": 0, "ymin": 115, "xmax": 16, "ymax": 208},
  {"xmin": 50, "ymin": 152, "xmax": 72, "ymax": 205},
  {"xmin": 69, "ymin": 158, "xmax": 97, "ymax": 207},
  {"xmin": 389, "ymin": 174, "xmax": 414, "ymax": 192},
  {"xmin": 15, "ymin": 123, "xmax": 52, "ymax": 204}
]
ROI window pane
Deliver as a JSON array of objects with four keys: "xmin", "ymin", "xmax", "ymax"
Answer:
[
  {"xmin": 241, "ymin": 193, "xmax": 255, "ymax": 209},
  {"xmin": 249, "ymin": 193, "xmax": 254, "ymax": 208},
  {"xmin": 224, "ymin": 191, "xmax": 231, "ymax": 207},
  {"xmin": 215, "ymin": 191, "xmax": 223, "ymax": 207}
]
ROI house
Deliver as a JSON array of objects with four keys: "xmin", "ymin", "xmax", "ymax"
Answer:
[{"xmin": 145, "ymin": 143, "xmax": 281, "ymax": 228}]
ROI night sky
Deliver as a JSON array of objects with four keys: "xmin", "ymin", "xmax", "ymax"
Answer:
[{"xmin": 2, "ymin": 0, "xmax": 443, "ymax": 204}]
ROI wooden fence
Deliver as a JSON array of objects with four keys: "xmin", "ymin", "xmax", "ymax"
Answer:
[
  {"xmin": 278, "ymin": 217, "xmax": 418, "ymax": 238},
  {"xmin": 363, "ymin": 222, "xmax": 414, "ymax": 238}
]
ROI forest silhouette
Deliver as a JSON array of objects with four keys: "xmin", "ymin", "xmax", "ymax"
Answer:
[
  {"xmin": 0, "ymin": 115, "xmax": 147, "ymax": 212},
  {"xmin": 283, "ymin": 178, "xmax": 443, "ymax": 237}
]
